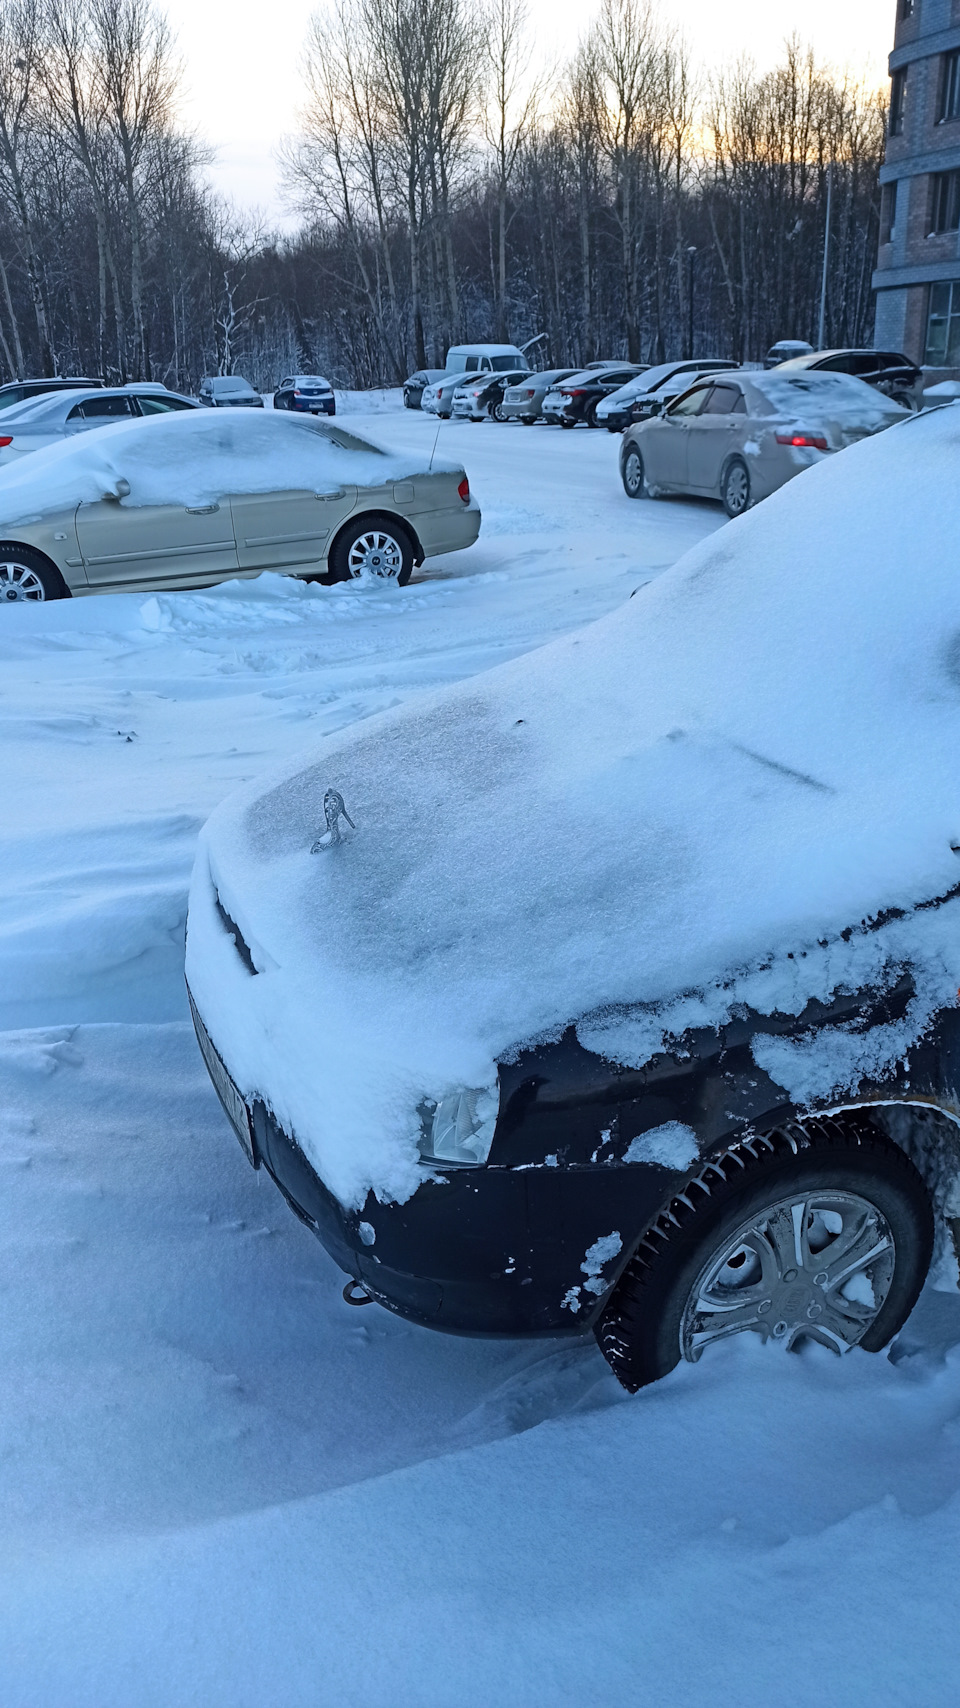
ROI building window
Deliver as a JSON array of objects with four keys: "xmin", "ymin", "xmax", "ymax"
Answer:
[
  {"xmin": 889, "ymin": 69, "xmax": 908, "ymax": 136},
  {"xmin": 931, "ymin": 170, "xmax": 960, "ymax": 233},
  {"xmin": 926, "ymin": 282, "xmax": 960, "ymax": 366},
  {"xmin": 940, "ymin": 50, "xmax": 960, "ymax": 122},
  {"xmin": 880, "ymin": 181, "xmax": 899, "ymax": 244}
]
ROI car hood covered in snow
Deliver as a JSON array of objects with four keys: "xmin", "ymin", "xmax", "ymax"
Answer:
[{"xmin": 187, "ymin": 404, "xmax": 960, "ymax": 1209}]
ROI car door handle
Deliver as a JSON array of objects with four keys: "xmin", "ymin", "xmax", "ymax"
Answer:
[
  {"xmin": 315, "ymin": 490, "xmax": 346, "ymax": 501},
  {"xmin": 186, "ymin": 503, "xmax": 220, "ymax": 514}
]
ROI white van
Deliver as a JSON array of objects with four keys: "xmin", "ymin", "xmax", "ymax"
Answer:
[{"xmin": 444, "ymin": 343, "xmax": 530, "ymax": 374}]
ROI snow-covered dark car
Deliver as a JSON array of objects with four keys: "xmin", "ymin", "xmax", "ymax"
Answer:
[
  {"xmin": 198, "ymin": 376, "xmax": 263, "ymax": 408},
  {"xmin": 274, "ymin": 375, "xmax": 336, "ymax": 416},
  {"xmin": 450, "ymin": 368, "xmax": 532, "ymax": 422},
  {"xmin": 0, "ymin": 376, "xmax": 105, "ymax": 412},
  {"xmin": 774, "ymin": 349, "xmax": 924, "ymax": 411},
  {"xmin": 403, "ymin": 369, "xmax": 445, "ymax": 409},
  {"xmin": 186, "ymin": 404, "xmax": 960, "ymax": 1392}
]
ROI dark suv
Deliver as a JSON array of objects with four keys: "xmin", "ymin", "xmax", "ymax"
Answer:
[
  {"xmin": 0, "ymin": 377, "xmax": 104, "ymax": 412},
  {"xmin": 774, "ymin": 349, "xmax": 923, "ymax": 410}
]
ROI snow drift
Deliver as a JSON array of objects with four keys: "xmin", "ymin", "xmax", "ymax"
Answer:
[{"xmin": 186, "ymin": 403, "xmax": 960, "ymax": 1208}]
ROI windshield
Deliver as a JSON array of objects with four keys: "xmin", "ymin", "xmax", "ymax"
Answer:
[{"xmin": 211, "ymin": 378, "xmax": 253, "ymax": 394}]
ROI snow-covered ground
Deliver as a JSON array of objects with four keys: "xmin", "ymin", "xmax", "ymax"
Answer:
[{"xmin": 2, "ymin": 403, "xmax": 960, "ymax": 1704}]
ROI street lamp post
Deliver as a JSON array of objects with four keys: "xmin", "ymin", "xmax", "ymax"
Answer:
[
  {"xmin": 817, "ymin": 163, "xmax": 833, "ymax": 350},
  {"xmin": 686, "ymin": 246, "xmax": 697, "ymax": 360}
]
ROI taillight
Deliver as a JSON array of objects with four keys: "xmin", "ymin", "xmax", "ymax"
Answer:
[
  {"xmin": 561, "ymin": 388, "xmax": 585, "ymax": 397},
  {"xmin": 0, "ymin": 436, "xmax": 12, "ymax": 447},
  {"xmin": 776, "ymin": 431, "xmax": 828, "ymax": 451},
  {"xmin": 522, "ymin": 389, "xmax": 535, "ymax": 398},
  {"xmin": 457, "ymin": 476, "xmax": 470, "ymax": 503}
]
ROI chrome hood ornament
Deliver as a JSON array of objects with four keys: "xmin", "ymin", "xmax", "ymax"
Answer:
[{"xmin": 311, "ymin": 789, "xmax": 356, "ymax": 852}]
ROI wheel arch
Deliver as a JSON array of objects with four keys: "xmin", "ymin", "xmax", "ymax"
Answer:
[
  {"xmin": 328, "ymin": 507, "xmax": 424, "ymax": 569},
  {"xmin": 593, "ymin": 1096, "xmax": 960, "ymax": 1334}
]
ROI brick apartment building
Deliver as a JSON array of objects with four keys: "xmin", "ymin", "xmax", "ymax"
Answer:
[{"xmin": 874, "ymin": 0, "xmax": 960, "ymax": 375}]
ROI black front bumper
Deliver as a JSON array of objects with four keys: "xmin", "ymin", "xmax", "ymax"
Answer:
[{"xmin": 187, "ymin": 993, "xmax": 669, "ymax": 1338}]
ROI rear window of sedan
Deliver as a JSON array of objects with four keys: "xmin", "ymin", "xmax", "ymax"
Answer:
[{"xmin": 748, "ymin": 372, "xmax": 907, "ymax": 416}]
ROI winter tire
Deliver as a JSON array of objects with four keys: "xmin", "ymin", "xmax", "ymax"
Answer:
[
  {"xmin": 560, "ymin": 417, "xmax": 576, "ymax": 429},
  {"xmin": 595, "ymin": 1118, "xmax": 934, "ymax": 1393},
  {"xmin": 586, "ymin": 401, "xmax": 601, "ymax": 428},
  {"xmin": 0, "ymin": 546, "xmax": 70, "ymax": 603},
  {"xmin": 722, "ymin": 457, "xmax": 751, "ymax": 518},
  {"xmin": 621, "ymin": 447, "xmax": 647, "ymax": 499},
  {"xmin": 328, "ymin": 514, "xmax": 414, "ymax": 586},
  {"xmin": 491, "ymin": 400, "xmax": 506, "ymax": 423},
  {"xmin": 521, "ymin": 416, "xmax": 536, "ymax": 425}
]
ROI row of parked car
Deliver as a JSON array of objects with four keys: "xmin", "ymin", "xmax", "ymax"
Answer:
[
  {"xmin": 0, "ymin": 373, "xmax": 338, "ymax": 466},
  {"xmin": 408, "ymin": 344, "xmax": 926, "ymax": 432}
]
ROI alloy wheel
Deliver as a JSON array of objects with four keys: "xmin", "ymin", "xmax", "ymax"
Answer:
[
  {"xmin": 0, "ymin": 560, "xmax": 47, "ymax": 601},
  {"xmin": 679, "ymin": 1189, "xmax": 896, "ymax": 1361},
  {"xmin": 345, "ymin": 529, "xmax": 405, "ymax": 579}
]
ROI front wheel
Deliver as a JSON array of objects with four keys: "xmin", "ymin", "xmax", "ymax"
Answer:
[
  {"xmin": 559, "ymin": 417, "xmax": 576, "ymax": 429},
  {"xmin": 0, "ymin": 546, "xmax": 70, "ymax": 602},
  {"xmin": 595, "ymin": 1120, "xmax": 933, "ymax": 1392},
  {"xmin": 491, "ymin": 400, "xmax": 506, "ymax": 423},
  {"xmin": 621, "ymin": 446, "xmax": 647, "ymax": 499},
  {"xmin": 328, "ymin": 515, "xmax": 414, "ymax": 586},
  {"xmin": 722, "ymin": 457, "xmax": 751, "ymax": 518}
]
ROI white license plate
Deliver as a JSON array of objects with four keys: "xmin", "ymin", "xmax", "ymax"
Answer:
[
  {"xmin": 189, "ymin": 991, "xmax": 257, "ymax": 1165},
  {"xmin": 543, "ymin": 393, "xmax": 562, "ymax": 408}
]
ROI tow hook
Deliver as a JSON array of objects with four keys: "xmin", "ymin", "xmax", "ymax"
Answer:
[{"xmin": 342, "ymin": 1279, "xmax": 374, "ymax": 1306}]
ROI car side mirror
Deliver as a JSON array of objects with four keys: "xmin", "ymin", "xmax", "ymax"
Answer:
[{"xmin": 103, "ymin": 477, "xmax": 131, "ymax": 501}]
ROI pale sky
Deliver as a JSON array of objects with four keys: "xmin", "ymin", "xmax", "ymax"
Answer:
[{"xmin": 166, "ymin": 0, "xmax": 894, "ymax": 224}]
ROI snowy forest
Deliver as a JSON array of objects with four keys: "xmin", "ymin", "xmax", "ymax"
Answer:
[{"xmin": 0, "ymin": 0, "xmax": 886, "ymax": 389}]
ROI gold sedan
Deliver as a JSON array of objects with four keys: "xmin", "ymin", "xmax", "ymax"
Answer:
[{"xmin": 0, "ymin": 411, "xmax": 480, "ymax": 602}]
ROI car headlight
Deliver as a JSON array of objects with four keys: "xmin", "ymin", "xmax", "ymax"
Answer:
[{"xmin": 419, "ymin": 1085, "xmax": 499, "ymax": 1166}]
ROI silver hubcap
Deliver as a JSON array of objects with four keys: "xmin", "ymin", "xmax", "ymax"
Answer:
[
  {"xmin": 680, "ymin": 1190, "xmax": 896, "ymax": 1362},
  {"xmin": 346, "ymin": 530, "xmax": 404, "ymax": 579},
  {"xmin": 0, "ymin": 560, "xmax": 45, "ymax": 601},
  {"xmin": 625, "ymin": 452, "xmax": 642, "ymax": 493},
  {"xmin": 725, "ymin": 465, "xmax": 749, "ymax": 513}
]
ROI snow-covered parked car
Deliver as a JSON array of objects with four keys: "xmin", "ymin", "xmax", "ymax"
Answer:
[
  {"xmin": 620, "ymin": 369, "xmax": 910, "ymax": 517},
  {"xmin": 0, "ymin": 410, "xmax": 480, "ymax": 601},
  {"xmin": 596, "ymin": 359, "xmax": 738, "ymax": 430},
  {"xmin": 186, "ymin": 402, "xmax": 960, "ymax": 1392},
  {"xmin": 420, "ymin": 372, "xmax": 471, "ymax": 418},
  {"xmin": 197, "ymin": 375, "xmax": 263, "ymax": 408},
  {"xmin": 450, "ymin": 367, "xmax": 531, "ymax": 422}
]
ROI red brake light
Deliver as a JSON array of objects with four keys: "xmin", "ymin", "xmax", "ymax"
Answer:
[
  {"xmin": 457, "ymin": 476, "xmax": 470, "ymax": 503},
  {"xmin": 0, "ymin": 436, "xmax": 12, "ymax": 447},
  {"xmin": 775, "ymin": 431, "xmax": 828, "ymax": 451},
  {"xmin": 561, "ymin": 388, "xmax": 585, "ymax": 397}
]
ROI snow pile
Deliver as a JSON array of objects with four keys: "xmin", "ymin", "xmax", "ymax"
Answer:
[
  {"xmin": 0, "ymin": 408, "xmax": 452, "ymax": 524},
  {"xmin": 333, "ymin": 387, "xmax": 405, "ymax": 414},
  {"xmin": 1, "ymin": 1024, "xmax": 959, "ymax": 1706},
  {"xmin": 186, "ymin": 403, "xmax": 960, "ymax": 1209}
]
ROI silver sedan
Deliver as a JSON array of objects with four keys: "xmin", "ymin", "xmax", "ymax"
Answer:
[
  {"xmin": 0, "ymin": 411, "xmax": 481, "ymax": 602},
  {"xmin": 0, "ymin": 386, "xmax": 197, "ymax": 466},
  {"xmin": 619, "ymin": 369, "xmax": 910, "ymax": 517}
]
